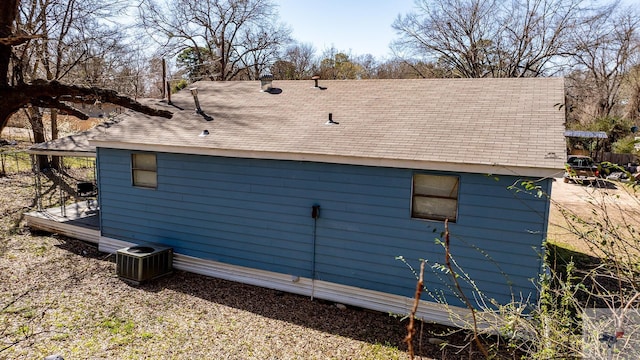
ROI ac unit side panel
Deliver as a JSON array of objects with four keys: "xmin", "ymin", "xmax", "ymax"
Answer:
[{"xmin": 116, "ymin": 246, "xmax": 173, "ymax": 284}]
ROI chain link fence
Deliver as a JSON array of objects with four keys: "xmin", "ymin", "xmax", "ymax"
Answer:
[
  {"xmin": 0, "ymin": 150, "xmax": 33, "ymax": 175},
  {"xmin": 0, "ymin": 150, "xmax": 96, "ymax": 176}
]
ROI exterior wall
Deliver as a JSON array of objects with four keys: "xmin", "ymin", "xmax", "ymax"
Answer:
[{"xmin": 97, "ymin": 148, "xmax": 551, "ymax": 307}]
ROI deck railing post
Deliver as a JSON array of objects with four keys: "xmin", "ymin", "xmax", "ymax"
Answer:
[{"xmin": 30, "ymin": 154, "xmax": 43, "ymax": 211}]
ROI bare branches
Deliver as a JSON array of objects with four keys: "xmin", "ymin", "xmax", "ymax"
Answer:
[
  {"xmin": 404, "ymin": 260, "xmax": 425, "ymax": 359},
  {"xmin": 442, "ymin": 219, "xmax": 489, "ymax": 358},
  {"xmin": 392, "ymin": 0, "xmax": 605, "ymax": 78},
  {"xmin": 0, "ymin": 35, "xmax": 41, "ymax": 46},
  {"xmin": 568, "ymin": 5, "xmax": 640, "ymax": 120},
  {"xmin": 0, "ymin": 0, "xmax": 174, "ymax": 135},
  {"xmin": 138, "ymin": 0, "xmax": 291, "ymax": 81}
]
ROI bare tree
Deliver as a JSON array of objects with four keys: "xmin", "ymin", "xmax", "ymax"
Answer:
[
  {"xmin": 624, "ymin": 64, "xmax": 640, "ymax": 122},
  {"xmin": 315, "ymin": 47, "xmax": 364, "ymax": 80},
  {"xmin": 392, "ymin": 0, "xmax": 606, "ymax": 78},
  {"xmin": 569, "ymin": 6, "xmax": 640, "ymax": 121},
  {"xmin": 139, "ymin": 0, "xmax": 291, "ymax": 82},
  {"xmin": 352, "ymin": 54, "xmax": 377, "ymax": 79},
  {"xmin": 270, "ymin": 42, "xmax": 315, "ymax": 80},
  {"xmin": 375, "ymin": 58, "xmax": 452, "ymax": 79},
  {"xmin": 0, "ymin": 0, "xmax": 171, "ymax": 136},
  {"xmin": 9, "ymin": 0, "xmax": 157, "ymax": 168}
]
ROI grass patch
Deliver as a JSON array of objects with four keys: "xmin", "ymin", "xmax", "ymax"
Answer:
[
  {"xmin": 100, "ymin": 318, "xmax": 135, "ymax": 336},
  {"xmin": 0, "ymin": 150, "xmax": 95, "ymax": 176},
  {"xmin": 0, "ymin": 151, "xmax": 32, "ymax": 174},
  {"xmin": 51, "ymin": 333, "xmax": 70, "ymax": 341},
  {"xmin": 546, "ymin": 240, "xmax": 600, "ymax": 274}
]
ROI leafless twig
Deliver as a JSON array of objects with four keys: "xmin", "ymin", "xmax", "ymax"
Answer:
[{"xmin": 404, "ymin": 260, "xmax": 425, "ymax": 359}]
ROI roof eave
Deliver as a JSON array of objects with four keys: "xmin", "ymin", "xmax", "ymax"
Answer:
[
  {"xmin": 26, "ymin": 149, "xmax": 96, "ymax": 157},
  {"xmin": 91, "ymin": 140, "xmax": 564, "ymax": 178}
]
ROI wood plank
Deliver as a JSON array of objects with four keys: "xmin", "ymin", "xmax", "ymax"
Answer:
[{"xmin": 25, "ymin": 202, "xmax": 100, "ymax": 243}]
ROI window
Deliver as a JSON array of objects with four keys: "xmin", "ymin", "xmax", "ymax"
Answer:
[
  {"xmin": 411, "ymin": 174, "xmax": 459, "ymax": 222},
  {"xmin": 132, "ymin": 153, "xmax": 157, "ymax": 188}
]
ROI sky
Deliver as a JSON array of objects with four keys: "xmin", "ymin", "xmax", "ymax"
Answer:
[{"xmin": 273, "ymin": 0, "xmax": 417, "ymax": 59}]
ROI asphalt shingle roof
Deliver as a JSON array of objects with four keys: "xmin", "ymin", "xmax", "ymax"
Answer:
[
  {"xmin": 89, "ymin": 78, "xmax": 566, "ymax": 176},
  {"xmin": 28, "ymin": 118, "xmax": 121, "ymax": 156}
]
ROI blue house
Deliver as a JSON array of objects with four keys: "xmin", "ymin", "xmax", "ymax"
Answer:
[{"xmin": 29, "ymin": 78, "xmax": 566, "ymax": 326}]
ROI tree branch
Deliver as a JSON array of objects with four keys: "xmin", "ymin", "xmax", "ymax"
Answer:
[
  {"xmin": 443, "ymin": 219, "xmax": 489, "ymax": 358},
  {"xmin": 0, "ymin": 80, "xmax": 172, "ymax": 131},
  {"xmin": 31, "ymin": 97, "xmax": 90, "ymax": 120},
  {"xmin": 0, "ymin": 35, "xmax": 42, "ymax": 46}
]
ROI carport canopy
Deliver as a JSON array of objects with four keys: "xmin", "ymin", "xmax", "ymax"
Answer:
[{"xmin": 564, "ymin": 130, "xmax": 608, "ymax": 139}]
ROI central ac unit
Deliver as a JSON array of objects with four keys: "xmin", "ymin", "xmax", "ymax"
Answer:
[{"xmin": 116, "ymin": 244, "xmax": 173, "ymax": 284}]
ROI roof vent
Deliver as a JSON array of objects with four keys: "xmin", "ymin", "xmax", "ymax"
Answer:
[
  {"xmin": 326, "ymin": 113, "xmax": 339, "ymax": 125},
  {"xmin": 311, "ymin": 75, "xmax": 326, "ymax": 90},
  {"xmin": 189, "ymin": 87, "xmax": 203, "ymax": 114},
  {"xmin": 260, "ymin": 74, "xmax": 274, "ymax": 92},
  {"xmin": 199, "ymin": 129, "xmax": 210, "ymax": 137}
]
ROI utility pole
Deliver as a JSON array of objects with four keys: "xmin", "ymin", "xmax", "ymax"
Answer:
[{"xmin": 162, "ymin": 58, "xmax": 166, "ymax": 100}]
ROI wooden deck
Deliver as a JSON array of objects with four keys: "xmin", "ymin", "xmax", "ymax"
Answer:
[{"xmin": 25, "ymin": 202, "xmax": 100, "ymax": 244}]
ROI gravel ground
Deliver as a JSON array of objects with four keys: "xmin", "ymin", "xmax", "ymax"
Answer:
[{"xmin": 0, "ymin": 173, "xmax": 497, "ymax": 360}]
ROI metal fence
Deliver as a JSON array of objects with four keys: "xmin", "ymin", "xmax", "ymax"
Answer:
[
  {"xmin": 0, "ymin": 150, "xmax": 32, "ymax": 175},
  {"xmin": 0, "ymin": 151, "xmax": 96, "ymax": 176}
]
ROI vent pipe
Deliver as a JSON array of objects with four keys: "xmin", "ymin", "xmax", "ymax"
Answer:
[
  {"xmin": 190, "ymin": 87, "xmax": 202, "ymax": 114},
  {"xmin": 260, "ymin": 74, "xmax": 274, "ymax": 92},
  {"xmin": 326, "ymin": 113, "xmax": 339, "ymax": 125},
  {"xmin": 312, "ymin": 75, "xmax": 320, "ymax": 88}
]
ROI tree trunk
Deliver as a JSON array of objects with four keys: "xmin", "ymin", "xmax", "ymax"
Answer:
[
  {"xmin": 0, "ymin": 0, "xmax": 20, "ymax": 87},
  {"xmin": 27, "ymin": 107, "xmax": 50, "ymax": 170},
  {"xmin": 50, "ymin": 108, "xmax": 60, "ymax": 170}
]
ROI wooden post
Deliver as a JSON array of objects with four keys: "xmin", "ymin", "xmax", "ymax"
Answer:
[
  {"xmin": 162, "ymin": 59, "xmax": 172, "ymax": 105},
  {"xmin": 162, "ymin": 58, "xmax": 166, "ymax": 100},
  {"xmin": 167, "ymin": 82, "xmax": 172, "ymax": 105}
]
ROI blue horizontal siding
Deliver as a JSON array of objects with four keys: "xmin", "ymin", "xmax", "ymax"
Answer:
[{"xmin": 97, "ymin": 148, "xmax": 551, "ymax": 306}]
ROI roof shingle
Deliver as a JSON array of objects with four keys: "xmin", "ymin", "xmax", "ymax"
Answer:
[{"xmin": 90, "ymin": 78, "xmax": 566, "ymax": 176}]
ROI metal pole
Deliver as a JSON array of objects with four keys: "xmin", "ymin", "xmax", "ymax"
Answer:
[
  {"xmin": 311, "ymin": 217, "xmax": 317, "ymax": 300},
  {"xmin": 59, "ymin": 182, "xmax": 65, "ymax": 217},
  {"xmin": 31, "ymin": 154, "xmax": 42, "ymax": 211},
  {"xmin": 61, "ymin": 157, "xmax": 66, "ymax": 217},
  {"xmin": 310, "ymin": 205, "xmax": 320, "ymax": 301},
  {"xmin": 162, "ymin": 58, "xmax": 167, "ymax": 100}
]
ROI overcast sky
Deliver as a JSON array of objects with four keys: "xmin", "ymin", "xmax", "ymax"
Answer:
[{"xmin": 273, "ymin": 0, "xmax": 416, "ymax": 59}]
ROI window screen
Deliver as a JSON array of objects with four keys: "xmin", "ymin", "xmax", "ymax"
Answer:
[
  {"xmin": 412, "ymin": 174, "xmax": 459, "ymax": 222},
  {"xmin": 132, "ymin": 153, "xmax": 157, "ymax": 188}
]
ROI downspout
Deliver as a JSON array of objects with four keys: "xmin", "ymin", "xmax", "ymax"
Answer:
[{"xmin": 311, "ymin": 205, "xmax": 320, "ymax": 300}]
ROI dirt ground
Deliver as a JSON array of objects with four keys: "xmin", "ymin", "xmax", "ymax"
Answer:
[{"xmin": 548, "ymin": 177, "xmax": 640, "ymax": 256}]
